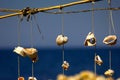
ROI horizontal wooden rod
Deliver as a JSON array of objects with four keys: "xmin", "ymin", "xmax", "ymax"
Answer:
[
  {"xmin": 0, "ymin": 0, "xmax": 101, "ymax": 19},
  {"xmin": 0, "ymin": 12, "xmax": 22, "ymax": 19},
  {"xmin": 37, "ymin": 0, "xmax": 99, "ymax": 12}
]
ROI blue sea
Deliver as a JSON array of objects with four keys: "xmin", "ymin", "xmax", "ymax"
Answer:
[{"xmin": 0, "ymin": 47, "xmax": 120, "ymax": 80}]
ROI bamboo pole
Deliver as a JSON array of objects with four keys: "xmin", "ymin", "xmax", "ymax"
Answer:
[
  {"xmin": 37, "ymin": 0, "xmax": 99, "ymax": 12},
  {"xmin": 0, "ymin": 12, "xmax": 22, "ymax": 19},
  {"xmin": 0, "ymin": 0, "xmax": 101, "ymax": 19}
]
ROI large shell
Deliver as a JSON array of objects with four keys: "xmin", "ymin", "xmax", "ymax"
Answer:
[
  {"xmin": 84, "ymin": 32, "xmax": 96, "ymax": 46},
  {"xmin": 56, "ymin": 35, "xmax": 68, "ymax": 46},
  {"xmin": 103, "ymin": 35, "xmax": 117, "ymax": 46}
]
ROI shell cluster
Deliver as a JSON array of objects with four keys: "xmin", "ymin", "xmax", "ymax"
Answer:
[{"xmin": 14, "ymin": 46, "xmax": 38, "ymax": 63}]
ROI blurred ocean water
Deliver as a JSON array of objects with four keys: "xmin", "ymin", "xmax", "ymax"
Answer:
[{"xmin": 0, "ymin": 47, "xmax": 120, "ymax": 80}]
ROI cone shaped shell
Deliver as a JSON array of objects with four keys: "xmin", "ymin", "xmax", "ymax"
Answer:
[{"xmin": 84, "ymin": 32, "xmax": 96, "ymax": 46}]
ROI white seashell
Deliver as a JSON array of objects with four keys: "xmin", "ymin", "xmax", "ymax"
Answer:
[
  {"xmin": 62, "ymin": 61, "xmax": 69, "ymax": 70},
  {"xmin": 18, "ymin": 77, "xmax": 25, "ymax": 80},
  {"xmin": 56, "ymin": 35, "xmax": 68, "ymax": 46},
  {"xmin": 63, "ymin": 36, "xmax": 68, "ymax": 43},
  {"xmin": 104, "ymin": 69, "xmax": 114, "ymax": 77},
  {"xmin": 28, "ymin": 77, "xmax": 37, "ymax": 80},
  {"xmin": 13, "ymin": 46, "xmax": 26, "ymax": 57}
]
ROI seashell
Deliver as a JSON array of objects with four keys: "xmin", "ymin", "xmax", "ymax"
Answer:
[
  {"xmin": 18, "ymin": 77, "xmax": 25, "ymax": 80},
  {"xmin": 28, "ymin": 77, "xmax": 37, "ymax": 80},
  {"xmin": 63, "ymin": 36, "xmax": 68, "ymax": 44},
  {"xmin": 103, "ymin": 35, "xmax": 117, "ymax": 46},
  {"xmin": 13, "ymin": 46, "xmax": 26, "ymax": 57},
  {"xmin": 23, "ymin": 48, "xmax": 38, "ymax": 63},
  {"xmin": 56, "ymin": 35, "xmax": 68, "ymax": 46},
  {"xmin": 95, "ymin": 55, "xmax": 103, "ymax": 66},
  {"xmin": 84, "ymin": 32, "xmax": 96, "ymax": 46},
  {"xmin": 104, "ymin": 69, "xmax": 114, "ymax": 77},
  {"xmin": 62, "ymin": 61, "xmax": 69, "ymax": 70}
]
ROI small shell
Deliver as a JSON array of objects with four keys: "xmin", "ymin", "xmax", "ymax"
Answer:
[
  {"xmin": 28, "ymin": 77, "xmax": 37, "ymax": 80},
  {"xmin": 13, "ymin": 46, "xmax": 26, "ymax": 57},
  {"xmin": 62, "ymin": 61, "xmax": 69, "ymax": 70},
  {"xmin": 95, "ymin": 55, "xmax": 103, "ymax": 66},
  {"xmin": 18, "ymin": 77, "xmax": 25, "ymax": 80},
  {"xmin": 104, "ymin": 69, "xmax": 114, "ymax": 77}
]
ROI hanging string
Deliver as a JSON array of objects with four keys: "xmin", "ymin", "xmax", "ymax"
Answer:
[
  {"xmin": 17, "ymin": 16, "xmax": 22, "ymax": 77},
  {"xmin": 108, "ymin": 0, "xmax": 114, "ymax": 70},
  {"xmin": 33, "ymin": 15, "xmax": 44, "ymax": 40},
  {"xmin": 18, "ymin": 56, "xmax": 20, "ymax": 77},
  {"xmin": 108, "ymin": 0, "xmax": 116, "ymax": 34},
  {"xmin": 60, "ymin": 7, "xmax": 65, "ymax": 75},
  {"xmin": 29, "ymin": 16, "xmax": 34, "ymax": 48},
  {"xmin": 94, "ymin": 52, "xmax": 97, "ymax": 75},
  {"xmin": 62, "ymin": 45, "xmax": 65, "ymax": 75},
  {"xmin": 91, "ymin": 1, "xmax": 95, "ymax": 33},
  {"xmin": 29, "ymin": 16, "xmax": 35, "ymax": 78},
  {"xmin": 60, "ymin": 8, "xmax": 64, "ymax": 35},
  {"xmin": 109, "ymin": 48, "xmax": 112, "ymax": 69},
  {"xmin": 32, "ymin": 62, "xmax": 34, "ymax": 78},
  {"xmin": 91, "ymin": 1, "xmax": 97, "ymax": 75}
]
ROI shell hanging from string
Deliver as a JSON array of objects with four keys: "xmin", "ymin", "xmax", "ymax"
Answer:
[
  {"xmin": 14, "ymin": 46, "xmax": 38, "ymax": 63},
  {"xmin": 94, "ymin": 55, "xmax": 103, "ymax": 66},
  {"xmin": 62, "ymin": 61, "xmax": 70, "ymax": 70},
  {"xmin": 104, "ymin": 69, "xmax": 114, "ymax": 77},
  {"xmin": 18, "ymin": 77, "xmax": 25, "ymax": 80},
  {"xmin": 56, "ymin": 34, "xmax": 68, "ymax": 46},
  {"xmin": 103, "ymin": 35, "xmax": 117, "ymax": 46},
  {"xmin": 28, "ymin": 77, "xmax": 37, "ymax": 80},
  {"xmin": 84, "ymin": 32, "xmax": 96, "ymax": 46}
]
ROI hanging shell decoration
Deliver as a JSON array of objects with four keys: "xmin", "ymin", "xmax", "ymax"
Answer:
[
  {"xmin": 28, "ymin": 77, "xmax": 37, "ymax": 80},
  {"xmin": 95, "ymin": 55, "xmax": 103, "ymax": 66},
  {"xmin": 104, "ymin": 69, "xmax": 114, "ymax": 77},
  {"xmin": 56, "ymin": 35, "xmax": 68, "ymax": 46},
  {"xmin": 84, "ymin": 32, "xmax": 96, "ymax": 46},
  {"xmin": 23, "ymin": 48, "xmax": 38, "ymax": 63},
  {"xmin": 103, "ymin": 35, "xmax": 117, "ymax": 46},
  {"xmin": 13, "ymin": 46, "xmax": 38, "ymax": 63},
  {"xmin": 62, "ymin": 61, "xmax": 69, "ymax": 70},
  {"xmin": 18, "ymin": 77, "xmax": 25, "ymax": 80},
  {"xmin": 14, "ymin": 46, "xmax": 26, "ymax": 57}
]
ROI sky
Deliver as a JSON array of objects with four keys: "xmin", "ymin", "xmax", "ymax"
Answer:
[{"xmin": 0, "ymin": 0, "xmax": 120, "ymax": 49}]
